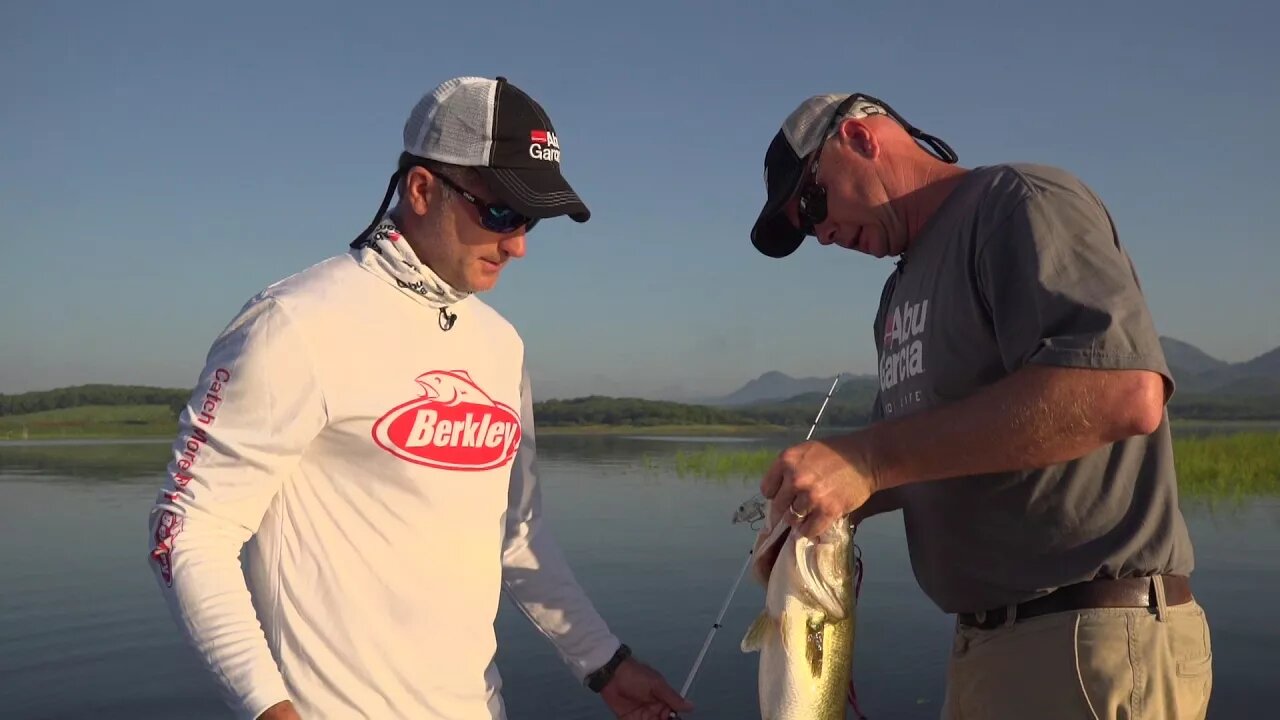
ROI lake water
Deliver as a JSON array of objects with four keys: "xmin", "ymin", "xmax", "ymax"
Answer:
[{"xmin": 1, "ymin": 433, "xmax": 1276, "ymax": 719}]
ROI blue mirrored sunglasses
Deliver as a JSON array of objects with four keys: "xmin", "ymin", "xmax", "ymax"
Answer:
[{"xmin": 432, "ymin": 172, "xmax": 538, "ymax": 234}]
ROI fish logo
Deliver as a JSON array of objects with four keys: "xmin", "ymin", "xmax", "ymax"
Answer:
[
  {"xmin": 372, "ymin": 371, "xmax": 522, "ymax": 471},
  {"xmin": 151, "ymin": 510, "xmax": 185, "ymax": 587}
]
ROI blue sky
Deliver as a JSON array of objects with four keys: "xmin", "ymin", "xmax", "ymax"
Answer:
[{"xmin": 2, "ymin": 0, "xmax": 1276, "ymax": 400}]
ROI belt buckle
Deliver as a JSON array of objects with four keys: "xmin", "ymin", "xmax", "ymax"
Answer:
[
  {"xmin": 963, "ymin": 608, "xmax": 1003, "ymax": 630},
  {"xmin": 980, "ymin": 608, "xmax": 1003, "ymax": 629}
]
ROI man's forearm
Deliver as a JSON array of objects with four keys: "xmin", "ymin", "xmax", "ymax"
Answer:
[
  {"xmin": 844, "ymin": 364, "xmax": 1166, "ymax": 493},
  {"xmin": 502, "ymin": 521, "xmax": 621, "ymax": 682},
  {"xmin": 151, "ymin": 509, "xmax": 291, "ymax": 719}
]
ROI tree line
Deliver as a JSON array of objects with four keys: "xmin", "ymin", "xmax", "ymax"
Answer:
[
  {"xmin": 2, "ymin": 382, "xmax": 1275, "ymax": 424},
  {"xmin": 533, "ymin": 396, "xmax": 769, "ymax": 426},
  {"xmin": 0, "ymin": 384, "xmax": 191, "ymax": 418},
  {"xmin": 1167, "ymin": 393, "xmax": 1280, "ymax": 421}
]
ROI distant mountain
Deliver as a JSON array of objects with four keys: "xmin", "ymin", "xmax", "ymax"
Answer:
[
  {"xmin": 1159, "ymin": 337, "xmax": 1229, "ymax": 375},
  {"xmin": 1239, "ymin": 346, "xmax": 1280, "ymax": 376},
  {"xmin": 736, "ymin": 375, "xmax": 883, "ymax": 426},
  {"xmin": 1161, "ymin": 337, "xmax": 1280, "ymax": 396},
  {"xmin": 1206, "ymin": 375, "xmax": 1280, "ymax": 396},
  {"xmin": 710, "ymin": 371, "xmax": 869, "ymax": 406},
  {"xmin": 707, "ymin": 338, "xmax": 1279, "ymax": 411}
]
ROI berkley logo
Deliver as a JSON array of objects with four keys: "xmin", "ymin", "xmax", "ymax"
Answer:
[{"xmin": 373, "ymin": 371, "xmax": 522, "ymax": 471}]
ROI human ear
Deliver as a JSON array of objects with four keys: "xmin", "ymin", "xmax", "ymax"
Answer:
[
  {"xmin": 403, "ymin": 167, "xmax": 436, "ymax": 216},
  {"xmin": 837, "ymin": 118, "xmax": 879, "ymax": 159}
]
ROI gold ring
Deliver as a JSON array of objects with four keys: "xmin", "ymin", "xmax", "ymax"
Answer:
[{"xmin": 789, "ymin": 504, "xmax": 808, "ymax": 520}]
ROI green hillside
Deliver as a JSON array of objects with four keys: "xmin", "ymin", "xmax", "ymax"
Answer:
[
  {"xmin": 1, "ymin": 375, "xmax": 1276, "ymax": 441},
  {"xmin": 532, "ymin": 396, "xmax": 767, "ymax": 427},
  {"xmin": 0, "ymin": 384, "xmax": 189, "ymax": 417}
]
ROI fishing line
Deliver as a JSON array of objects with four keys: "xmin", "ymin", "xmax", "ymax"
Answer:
[{"xmin": 669, "ymin": 374, "xmax": 841, "ymax": 717}]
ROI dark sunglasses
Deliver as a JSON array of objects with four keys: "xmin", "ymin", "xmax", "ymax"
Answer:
[
  {"xmin": 432, "ymin": 172, "xmax": 538, "ymax": 235},
  {"xmin": 796, "ymin": 94, "xmax": 862, "ymax": 236},
  {"xmin": 796, "ymin": 93, "xmax": 957, "ymax": 237}
]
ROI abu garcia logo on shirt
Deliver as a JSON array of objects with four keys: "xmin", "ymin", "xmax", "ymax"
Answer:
[
  {"xmin": 373, "ymin": 371, "xmax": 522, "ymax": 471},
  {"xmin": 879, "ymin": 299, "xmax": 929, "ymax": 392}
]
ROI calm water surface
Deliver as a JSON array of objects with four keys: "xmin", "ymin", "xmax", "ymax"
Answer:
[{"xmin": 0, "ymin": 434, "xmax": 1275, "ymax": 719}]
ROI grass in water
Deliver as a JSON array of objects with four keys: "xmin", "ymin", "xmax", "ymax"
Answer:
[
  {"xmin": 0, "ymin": 405, "xmax": 177, "ymax": 440},
  {"xmin": 673, "ymin": 432, "xmax": 1280, "ymax": 499},
  {"xmin": 1173, "ymin": 432, "xmax": 1280, "ymax": 499},
  {"xmin": 673, "ymin": 448, "xmax": 776, "ymax": 483},
  {"xmin": 0, "ymin": 441, "xmax": 172, "ymax": 479}
]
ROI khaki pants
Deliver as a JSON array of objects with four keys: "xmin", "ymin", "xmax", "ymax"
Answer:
[{"xmin": 942, "ymin": 580, "xmax": 1213, "ymax": 719}]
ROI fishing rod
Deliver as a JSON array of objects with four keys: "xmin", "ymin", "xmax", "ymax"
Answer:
[{"xmin": 670, "ymin": 374, "xmax": 842, "ymax": 716}]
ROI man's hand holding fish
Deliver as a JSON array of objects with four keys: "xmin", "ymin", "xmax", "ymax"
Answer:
[{"xmin": 762, "ymin": 438, "xmax": 876, "ymax": 540}]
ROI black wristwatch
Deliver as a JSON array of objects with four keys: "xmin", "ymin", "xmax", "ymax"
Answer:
[{"xmin": 585, "ymin": 643, "xmax": 632, "ymax": 693}]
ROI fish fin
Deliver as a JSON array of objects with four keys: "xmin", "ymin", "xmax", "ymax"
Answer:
[
  {"xmin": 740, "ymin": 611, "xmax": 772, "ymax": 653},
  {"xmin": 805, "ymin": 615, "xmax": 826, "ymax": 679}
]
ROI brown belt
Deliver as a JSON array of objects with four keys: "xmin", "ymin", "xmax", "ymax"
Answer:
[{"xmin": 957, "ymin": 575, "xmax": 1193, "ymax": 630}]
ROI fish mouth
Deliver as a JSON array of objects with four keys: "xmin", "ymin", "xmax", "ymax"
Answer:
[{"xmin": 414, "ymin": 376, "xmax": 441, "ymax": 400}]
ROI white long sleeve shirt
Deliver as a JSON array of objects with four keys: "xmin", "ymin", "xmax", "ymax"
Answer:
[{"xmin": 147, "ymin": 239, "xmax": 620, "ymax": 720}]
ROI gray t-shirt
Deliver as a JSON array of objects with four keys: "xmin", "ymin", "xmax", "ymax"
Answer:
[{"xmin": 870, "ymin": 163, "xmax": 1194, "ymax": 614}]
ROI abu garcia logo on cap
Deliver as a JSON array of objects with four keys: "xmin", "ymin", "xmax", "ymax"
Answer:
[{"xmin": 529, "ymin": 129, "xmax": 560, "ymax": 163}]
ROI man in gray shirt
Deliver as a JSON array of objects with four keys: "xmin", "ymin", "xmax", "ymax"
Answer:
[{"xmin": 747, "ymin": 92, "xmax": 1212, "ymax": 719}]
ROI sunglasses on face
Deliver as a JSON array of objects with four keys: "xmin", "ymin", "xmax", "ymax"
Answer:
[
  {"xmin": 432, "ymin": 172, "xmax": 539, "ymax": 234},
  {"xmin": 796, "ymin": 95, "xmax": 862, "ymax": 237},
  {"xmin": 793, "ymin": 92, "xmax": 961, "ymax": 237},
  {"xmin": 796, "ymin": 171, "xmax": 828, "ymax": 237}
]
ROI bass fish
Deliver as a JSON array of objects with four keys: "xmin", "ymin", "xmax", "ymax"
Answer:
[{"xmin": 740, "ymin": 510, "xmax": 859, "ymax": 720}]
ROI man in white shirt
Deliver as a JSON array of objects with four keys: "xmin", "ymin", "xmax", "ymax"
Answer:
[{"xmin": 148, "ymin": 75, "xmax": 693, "ymax": 720}]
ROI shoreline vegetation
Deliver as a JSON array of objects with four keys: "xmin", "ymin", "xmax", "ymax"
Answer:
[
  {"xmin": 664, "ymin": 432, "xmax": 1280, "ymax": 498},
  {"xmin": 1, "ymin": 383, "xmax": 1278, "ymax": 442},
  {"xmin": 0, "ymin": 385, "xmax": 1276, "ymax": 497},
  {"xmin": 0, "ymin": 404, "xmax": 811, "ymax": 442},
  {"xmin": 3, "ymin": 405, "xmax": 1277, "ymax": 442},
  {"xmin": 0, "ymin": 411, "xmax": 1276, "ymax": 502},
  {"xmin": 3, "ymin": 424, "xmax": 1275, "ymax": 500}
]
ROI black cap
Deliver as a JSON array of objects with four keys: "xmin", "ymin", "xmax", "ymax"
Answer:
[
  {"xmin": 750, "ymin": 93, "xmax": 957, "ymax": 258},
  {"xmin": 399, "ymin": 75, "xmax": 589, "ymax": 222},
  {"xmin": 358, "ymin": 75, "xmax": 591, "ymax": 244},
  {"xmin": 471, "ymin": 77, "xmax": 590, "ymax": 223}
]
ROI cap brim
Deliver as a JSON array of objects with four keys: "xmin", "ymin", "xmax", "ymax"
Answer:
[
  {"xmin": 751, "ymin": 210, "xmax": 806, "ymax": 259},
  {"xmin": 750, "ymin": 131, "xmax": 807, "ymax": 258},
  {"xmin": 477, "ymin": 167, "xmax": 591, "ymax": 223}
]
